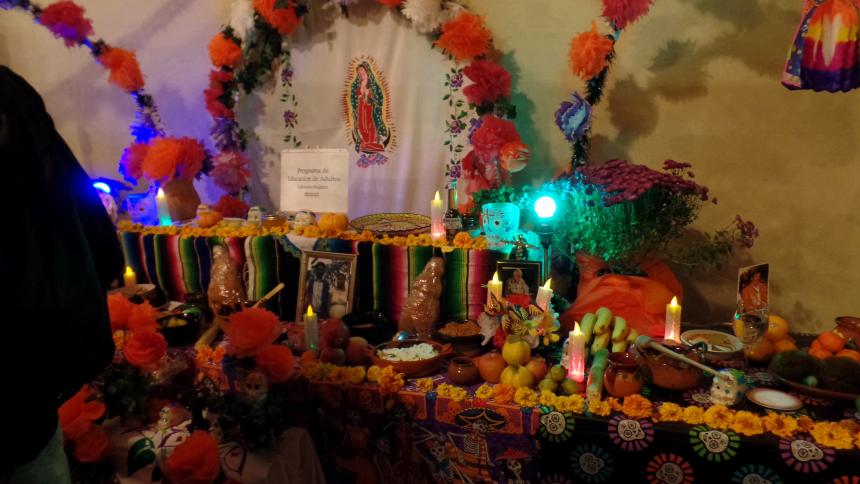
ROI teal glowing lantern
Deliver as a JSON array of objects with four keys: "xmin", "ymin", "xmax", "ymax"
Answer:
[
  {"xmin": 534, "ymin": 195, "xmax": 558, "ymax": 220},
  {"xmin": 533, "ymin": 195, "xmax": 559, "ymax": 282}
]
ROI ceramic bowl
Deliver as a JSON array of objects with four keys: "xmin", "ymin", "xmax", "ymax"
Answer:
[
  {"xmin": 681, "ymin": 329, "xmax": 744, "ymax": 362},
  {"xmin": 366, "ymin": 339, "xmax": 452, "ymax": 377}
]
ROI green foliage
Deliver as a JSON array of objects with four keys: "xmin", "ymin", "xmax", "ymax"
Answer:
[
  {"xmin": 206, "ymin": 385, "xmax": 292, "ymax": 451},
  {"xmin": 100, "ymin": 365, "xmax": 154, "ymax": 419}
]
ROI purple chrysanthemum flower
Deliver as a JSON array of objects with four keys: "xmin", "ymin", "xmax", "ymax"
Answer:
[
  {"xmin": 210, "ymin": 117, "xmax": 241, "ymax": 152},
  {"xmin": 734, "ymin": 215, "xmax": 759, "ymax": 248},
  {"xmin": 555, "ymin": 92, "xmax": 591, "ymax": 141}
]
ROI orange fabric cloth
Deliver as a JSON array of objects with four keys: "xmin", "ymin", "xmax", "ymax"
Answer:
[{"xmin": 560, "ymin": 253, "xmax": 683, "ymax": 337}]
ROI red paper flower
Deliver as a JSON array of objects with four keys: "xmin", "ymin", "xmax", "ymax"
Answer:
[
  {"xmin": 254, "ymin": 0, "xmax": 301, "ymax": 35},
  {"xmin": 462, "ymin": 60, "xmax": 511, "ymax": 106},
  {"xmin": 470, "ymin": 114, "xmax": 521, "ymax": 163},
  {"xmin": 165, "ymin": 431, "xmax": 221, "ymax": 484},
  {"xmin": 204, "ymin": 70, "xmax": 235, "ymax": 120},
  {"xmin": 213, "ymin": 194, "xmax": 249, "ymax": 218},
  {"xmin": 123, "ymin": 330, "xmax": 167, "ymax": 368},
  {"xmin": 119, "ymin": 142, "xmax": 149, "ymax": 183},
  {"xmin": 225, "ymin": 307, "xmax": 280, "ymax": 358},
  {"xmin": 97, "ymin": 47, "xmax": 144, "ymax": 92},
  {"xmin": 209, "ymin": 32, "xmax": 242, "ymax": 69},
  {"xmin": 211, "ymin": 151, "xmax": 251, "ymax": 193},
  {"xmin": 569, "ymin": 22, "xmax": 614, "ymax": 81},
  {"xmin": 107, "ymin": 293, "xmax": 135, "ymax": 331},
  {"xmin": 39, "ymin": 0, "xmax": 93, "ymax": 47},
  {"xmin": 377, "ymin": 0, "xmax": 402, "ymax": 6},
  {"xmin": 255, "ymin": 344, "xmax": 295, "ymax": 382},
  {"xmin": 73, "ymin": 426, "xmax": 109, "ymax": 463},
  {"xmin": 435, "ymin": 11, "xmax": 492, "ymax": 63},
  {"xmin": 128, "ymin": 301, "xmax": 159, "ymax": 333},
  {"xmin": 141, "ymin": 137, "xmax": 206, "ymax": 183},
  {"xmin": 59, "ymin": 385, "xmax": 105, "ymax": 441},
  {"xmin": 602, "ymin": 0, "xmax": 653, "ymax": 30}
]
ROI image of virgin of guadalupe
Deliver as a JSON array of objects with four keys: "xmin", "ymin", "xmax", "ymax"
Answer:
[{"xmin": 349, "ymin": 61, "xmax": 391, "ymax": 154}]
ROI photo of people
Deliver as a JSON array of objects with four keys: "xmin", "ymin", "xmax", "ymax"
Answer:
[
  {"xmin": 297, "ymin": 251, "xmax": 357, "ymax": 320},
  {"xmin": 496, "ymin": 261, "xmax": 542, "ymax": 307},
  {"xmin": 737, "ymin": 263, "xmax": 770, "ymax": 313}
]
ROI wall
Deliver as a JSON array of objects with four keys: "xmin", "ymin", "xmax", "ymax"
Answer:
[{"xmin": 2, "ymin": 0, "xmax": 858, "ymax": 331}]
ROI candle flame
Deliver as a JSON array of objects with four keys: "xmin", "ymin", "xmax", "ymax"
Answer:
[
  {"xmin": 124, "ymin": 266, "xmax": 134, "ymax": 276},
  {"xmin": 573, "ymin": 322, "xmax": 582, "ymax": 336},
  {"xmin": 543, "ymin": 279, "xmax": 552, "ymax": 290},
  {"xmin": 670, "ymin": 296, "xmax": 679, "ymax": 307},
  {"xmin": 157, "ymin": 187, "xmax": 165, "ymax": 198},
  {"xmin": 492, "ymin": 272, "xmax": 499, "ymax": 283},
  {"xmin": 306, "ymin": 305, "xmax": 314, "ymax": 317},
  {"xmin": 434, "ymin": 190, "xmax": 441, "ymax": 202}
]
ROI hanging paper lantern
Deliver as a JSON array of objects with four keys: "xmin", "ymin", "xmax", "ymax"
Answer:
[{"xmin": 555, "ymin": 93, "xmax": 592, "ymax": 141}]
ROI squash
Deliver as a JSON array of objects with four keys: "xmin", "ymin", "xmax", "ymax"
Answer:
[
  {"xmin": 318, "ymin": 212, "xmax": 349, "ymax": 232},
  {"xmin": 198, "ymin": 210, "xmax": 223, "ymax": 228}
]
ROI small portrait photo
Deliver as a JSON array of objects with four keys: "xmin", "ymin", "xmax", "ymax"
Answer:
[
  {"xmin": 496, "ymin": 260, "xmax": 542, "ymax": 307},
  {"xmin": 296, "ymin": 251, "xmax": 357, "ymax": 321},
  {"xmin": 737, "ymin": 263, "xmax": 770, "ymax": 313}
]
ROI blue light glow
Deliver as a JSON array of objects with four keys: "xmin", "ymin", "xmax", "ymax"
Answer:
[
  {"xmin": 534, "ymin": 195, "xmax": 557, "ymax": 219},
  {"xmin": 92, "ymin": 181, "xmax": 111, "ymax": 194}
]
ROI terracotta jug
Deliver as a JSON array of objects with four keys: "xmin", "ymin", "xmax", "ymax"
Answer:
[{"xmin": 475, "ymin": 351, "xmax": 506, "ymax": 383}]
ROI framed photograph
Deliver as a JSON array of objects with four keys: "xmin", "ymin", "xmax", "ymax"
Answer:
[
  {"xmin": 737, "ymin": 263, "xmax": 769, "ymax": 313},
  {"xmin": 496, "ymin": 260, "xmax": 542, "ymax": 306},
  {"xmin": 296, "ymin": 251, "xmax": 358, "ymax": 321}
]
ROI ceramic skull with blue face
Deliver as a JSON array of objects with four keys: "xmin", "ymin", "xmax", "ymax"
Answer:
[{"xmin": 710, "ymin": 369, "xmax": 747, "ymax": 406}]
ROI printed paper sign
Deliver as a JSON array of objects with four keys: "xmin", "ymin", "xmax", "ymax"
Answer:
[{"xmin": 280, "ymin": 149, "xmax": 349, "ymax": 213}]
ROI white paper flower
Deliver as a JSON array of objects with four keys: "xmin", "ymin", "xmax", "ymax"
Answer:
[
  {"xmin": 402, "ymin": 0, "xmax": 444, "ymax": 33},
  {"xmin": 440, "ymin": 1, "xmax": 466, "ymax": 23},
  {"xmin": 229, "ymin": 0, "xmax": 256, "ymax": 42}
]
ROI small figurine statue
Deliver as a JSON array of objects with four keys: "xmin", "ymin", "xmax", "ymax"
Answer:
[
  {"xmin": 399, "ymin": 257, "xmax": 444, "ymax": 339},
  {"xmin": 247, "ymin": 206, "xmax": 263, "ymax": 225},
  {"xmin": 207, "ymin": 245, "xmax": 246, "ymax": 317},
  {"xmin": 293, "ymin": 210, "xmax": 316, "ymax": 229},
  {"xmin": 710, "ymin": 369, "xmax": 747, "ymax": 406}
]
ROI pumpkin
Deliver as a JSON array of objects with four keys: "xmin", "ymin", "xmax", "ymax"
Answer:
[
  {"xmin": 198, "ymin": 210, "xmax": 223, "ymax": 228},
  {"xmin": 318, "ymin": 213, "xmax": 349, "ymax": 232}
]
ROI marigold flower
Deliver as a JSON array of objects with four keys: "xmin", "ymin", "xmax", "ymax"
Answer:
[
  {"xmin": 588, "ymin": 398, "xmax": 612, "ymax": 417},
  {"xmin": 492, "ymin": 383, "xmax": 516, "ymax": 404},
  {"xmin": 475, "ymin": 384, "xmax": 494, "ymax": 400},
  {"xmin": 620, "ymin": 394, "xmax": 652, "ymax": 419},
  {"xmin": 682, "ymin": 406, "xmax": 704, "ymax": 425},
  {"xmin": 514, "ymin": 387, "xmax": 539, "ymax": 408},
  {"xmin": 703, "ymin": 404, "xmax": 735, "ymax": 430},
  {"xmin": 366, "ymin": 365, "xmax": 381, "ymax": 383},
  {"xmin": 761, "ymin": 413, "xmax": 798, "ymax": 439},
  {"xmin": 810, "ymin": 422, "xmax": 855, "ymax": 450},
  {"xmin": 731, "ymin": 411, "xmax": 764, "ymax": 436},
  {"xmin": 655, "ymin": 402, "xmax": 683, "ymax": 422},
  {"xmin": 415, "ymin": 378, "xmax": 435, "ymax": 393}
]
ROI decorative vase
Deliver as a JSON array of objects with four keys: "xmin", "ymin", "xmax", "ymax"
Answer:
[{"xmin": 162, "ymin": 178, "xmax": 200, "ymax": 222}]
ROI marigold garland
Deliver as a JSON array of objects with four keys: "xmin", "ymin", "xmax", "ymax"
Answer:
[
  {"xmin": 437, "ymin": 383, "xmax": 468, "ymax": 402},
  {"xmin": 588, "ymin": 398, "xmax": 613, "ymax": 417},
  {"xmin": 474, "ymin": 383, "xmax": 494, "ymax": 400},
  {"xmin": 366, "ymin": 365, "xmax": 381, "ymax": 383},
  {"xmin": 415, "ymin": 378, "xmax": 435, "ymax": 393},
  {"xmin": 569, "ymin": 21, "xmax": 615, "ymax": 81},
  {"xmin": 809, "ymin": 421, "xmax": 855, "ymax": 450},
  {"xmin": 491, "ymin": 383, "xmax": 516, "ymax": 404},
  {"xmin": 514, "ymin": 387, "xmax": 539, "ymax": 408},
  {"xmin": 682, "ymin": 405, "xmax": 704, "ymax": 425},
  {"xmin": 97, "ymin": 47, "xmax": 144, "ymax": 92},
  {"xmin": 702, "ymin": 404, "xmax": 735, "ymax": 430},
  {"xmin": 620, "ymin": 394, "xmax": 652, "ymax": 419},
  {"xmin": 208, "ymin": 32, "xmax": 243, "ymax": 69},
  {"xmin": 655, "ymin": 402, "xmax": 683, "ymax": 423},
  {"xmin": 761, "ymin": 412, "xmax": 799, "ymax": 439},
  {"xmin": 435, "ymin": 11, "xmax": 492, "ymax": 63},
  {"xmin": 377, "ymin": 365, "xmax": 406, "ymax": 394},
  {"xmin": 731, "ymin": 410, "xmax": 764, "ymax": 437}
]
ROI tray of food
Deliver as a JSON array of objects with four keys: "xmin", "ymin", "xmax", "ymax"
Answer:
[
  {"xmin": 350, "ymin": 213, "xmax": 430, "ymax": 237},
  {"xmin": 768, "ymin": 350, "xmax": 860, "ymax": 401},
  {"xmin": 366, "ymin": 339, "xmax": 452, "ymax": 377}
]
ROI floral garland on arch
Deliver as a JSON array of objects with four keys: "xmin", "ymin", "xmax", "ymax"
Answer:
[{"xmin": 204, "ymin": 0, "xmax": 528, "ymax": 211}]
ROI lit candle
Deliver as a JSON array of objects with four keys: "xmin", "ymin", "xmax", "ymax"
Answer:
[
  {"xmin": 123, "ymin": 266, "xmax": 137, "ymax": 288},
  {"xmin": 567, "ymin": 323, "xmax": 586, "ymax": 382},
  {"xmin": 430, "ymin": 190, "xmax": 445, "ymax": 242},
  {"xmin": 304, "ymin": 305, "xmax": 319, "ymax": 351},
  {"xmin": 665, "ymin": 296, "xmax": 682, "ymax": 341},
  {"xmin": 486, "ymin": 271, "xmax": 503, "ymax": 309},
  {"xmin": 536, "ymin": 279, "xmax": 553, "ymax": 311},
  {"xmin": 156, "ymin": 187, "xmax": 172, "ymax": 226}
]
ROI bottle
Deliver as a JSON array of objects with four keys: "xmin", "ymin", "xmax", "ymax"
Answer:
[{"xmin": 444, "ymin": 188, "xmax": 463, "ymax": 237}]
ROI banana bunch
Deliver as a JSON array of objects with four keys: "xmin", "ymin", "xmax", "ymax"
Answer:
[{"xmin": 580, "ymin": 307, "xmax": 640, "ymax": 358}]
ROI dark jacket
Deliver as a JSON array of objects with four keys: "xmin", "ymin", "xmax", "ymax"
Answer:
[{"xmin": 0, "ymin": 65, "xmax": 123, "ymax": 470}]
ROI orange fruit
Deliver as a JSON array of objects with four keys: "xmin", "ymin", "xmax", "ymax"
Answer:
[
  {"xmin": 773, "ymin": 339, "xmax": 798, "ymax": 353},
  {"xmin": 809, "ymin": 348, "xmax": 833, "ymax": 360},
  {"xmin": 836, "ymin": 349, "xmax": 860, "ymax": 363},
  {"xmin": 746, "ymin": 338, "xmax": 774, "ymax": 362},
  {"xmin": 818, "ymin": 331, "xmax": 845, "ymax": 353},
  {"xmin": 811, "ymin": 339, "xmax": 824, "ymax": 351},
  {"xmin": 766, "ymin": 315, "xmax": 789, "ymax": 342}
]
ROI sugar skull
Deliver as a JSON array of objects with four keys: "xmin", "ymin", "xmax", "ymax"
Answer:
[
  {"xmin": 241, "ymin": 368, "xmax": 269, "ymax": 401},
  {"xmin": 698, "ymin": 430, "xmax": 730, "ymax": 454},
  {"xmin": 541, "ymin": 411, "xmax": 567, "ymax": 436},
  {"xmin": 710, "ymin": 369, "xmax": 747, "ymax": 406}
]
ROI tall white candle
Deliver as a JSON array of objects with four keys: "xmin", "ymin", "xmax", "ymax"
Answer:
[
  {"xmin": 665, "ymin": 296, "xmax": 682, "ymax": 341},
  {"xmin": 431, "ymin": 190, "xmax": 445, "ymax": 242},
  {"xmin": 567, "ymin": 323, "xmax": 586, "ymax": 382},
  {"xmin": 156, "ymin": 187, "xmax": 172, "ymax": 226},
  {"xmin": 536, "ymin": 279, "xmax": 553, "ymax": 312},
  {"xmin": 304, "ymin": 305, "xmax": 319, "ymax": 351},
  {"xmin": 486, "ymin": 271, "xmax": 503, "ymax": 309}
]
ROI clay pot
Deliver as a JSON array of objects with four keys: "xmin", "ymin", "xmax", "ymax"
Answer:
[
  {"xmin": 448, "ymin": 357, "xmax": 480, "ymax": 385},
  {"xmin": 637, "ymin": 340, "xmax": 704, "ymax": 391},
  {"xmin": 475, "ymin": 350, "xmax": 506, "ymax": 383},
  {"xmin": 162, "ymin": 178, "xmax": 201, "ymax": 221},
  {"xmin": 603, "ymin": 352, "xmax": 644, "ymax": 398},
  {"xmin": 836, "ymin": 316, "xmax": 860, "ymax": 343}
]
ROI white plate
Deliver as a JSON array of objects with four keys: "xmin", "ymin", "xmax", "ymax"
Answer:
[{"xmin": 746, "ymin": 388, "xmax": 803, "ymax": 411}]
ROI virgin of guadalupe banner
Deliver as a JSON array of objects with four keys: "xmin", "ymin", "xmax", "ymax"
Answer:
[{"xmin": 243, "ymin": 2, "xmax": 462, "ymax": 218}]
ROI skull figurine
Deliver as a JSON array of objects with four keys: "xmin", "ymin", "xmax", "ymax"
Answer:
[
  {"xmin": 710, "ymin": 369, "xmax": 747, "ymax": 406},
  {"xmin": 241, "ymin": 368, "xmax": 269, "ymax": 402}
]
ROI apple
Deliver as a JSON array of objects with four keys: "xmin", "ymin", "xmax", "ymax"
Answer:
[
  {"xmin": 346, "ymin": 336, "xmax": 371, "ymax": 365},
  {"xmin": 320, "ymin": 318, "xmax": 350, "ymax": 348},
  {"xmin": 538, "ymin": 378, "xmax": 559, "ymax": 393},
  {"xmin": 549, "ymin": 364, "xmax": 567, "ymax": 383},
  {"xmin": 560, "ymin": 378, "xmax": 580, "ymax": 396},
  {"xmin": 525, "ymin": 357, "xmax": 548, "ymax": 382},
  {"xmin": 320, "ymin": 347, "xmax": 346, "ymax": 365}
]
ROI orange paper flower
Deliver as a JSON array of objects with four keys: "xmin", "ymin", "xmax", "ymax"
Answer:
[
  {"xmin": 435, "ymin": 12, "xmax": 492, "ymax": 63},
  {"xmin": 128, "ymin": 301, "xmax": 159, "ymax": 333},
  {"xmin": 119, "ymin": 142, "xmax": 149, "ymax": 182},
  {"xmin": 254, "ymin": 0, "xmax": 301, "ymax": 35},
  {"xmin": 141, "ymin": 137, "xmax": 207, "ymax": 183},
  {"xmin": 255, "ymin": 344, "xmax": 294, "ymax": 382},
  {"xmin": 97, "ymin": 47, "xmax": 144, "ymax": 92},
  {"xmin": 107, "ymin": 293, "xmax": 135, "ymax": 331},
  {"xmin": 123, "ymin": 330, "xmax": 168, "ymax": 368},
  {"xmin": 208, "ymin": 32, "xmax": 242, "ymax": 69},
  {"xmin": 73, "ymin": 426, "xmax": 109, "ymax": 463},
  {"xmin": 165, "ymin": 431, "xmax": 221, "ymax": 484},
  {"xmin": 569, "ymin": 22, "xmax": 614, "ymax": 81},
  {"xmin": 58, "ymin": 385, "xmax": 105, "ymax": 441},
  {"xmin": 491, "ymin": 383, "xmax": 516, "ymax": 404},
  {"xmin": 213, "ymin": 194, "xmax": 249, "ymax": 218},
  {"xmin": 225, "ymin": 307, "xmax": 280, "ymax": 358},
  {"xmin": 620, "ymin": 394, "xmax": 652, "ymax": 419},
  {"xmin": 731, "ymin": 411, "xmax": 764, "ymax": 436}
]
